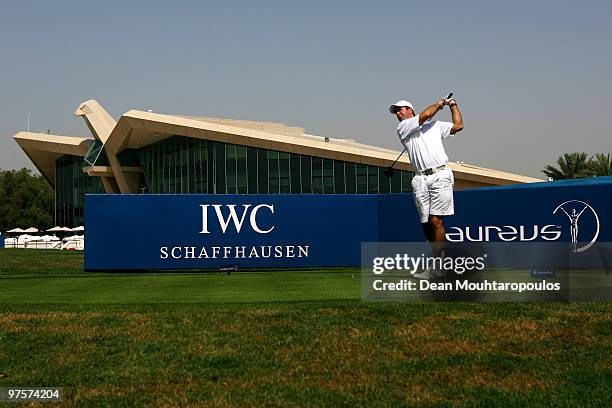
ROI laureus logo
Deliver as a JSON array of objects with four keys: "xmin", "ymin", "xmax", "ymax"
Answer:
[{"xmin": 553, "ymin": 200, "xmax": 600, "ymax": 253}]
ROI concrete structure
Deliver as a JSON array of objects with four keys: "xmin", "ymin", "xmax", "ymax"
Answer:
[{"xmin": 13, "ymin": 100, "xmax": 542, "ymax": 226}]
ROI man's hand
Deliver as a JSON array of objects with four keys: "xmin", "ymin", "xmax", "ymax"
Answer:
[{"xmin": 444, "ymin": 98, "xmax": 457, "ymax": 107}]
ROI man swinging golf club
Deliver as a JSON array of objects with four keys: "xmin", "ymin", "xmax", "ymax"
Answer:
[{"xmin": 389, "ymin": 94, "xmax": 464, "ymax": 279}]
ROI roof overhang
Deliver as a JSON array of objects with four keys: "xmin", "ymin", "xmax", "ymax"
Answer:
[{"xmin": 12, "ymin": 132, "xmax": 93, "ymax": 187}]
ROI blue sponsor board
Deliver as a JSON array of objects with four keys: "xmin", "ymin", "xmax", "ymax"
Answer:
[
  {"xmin": 444, "ymin": 176, "xmax": 612, "ymax": 252},
  {"xmin": 85, "ymin": 177, "xmax": 612, "ymax": 270},
  {"xmin": 85, "ymin": 194, "xmax": 382, "ymax": 270},
  {"xmin": 0, "ymin": 233, "xmax": 4, "ymax": 249}
]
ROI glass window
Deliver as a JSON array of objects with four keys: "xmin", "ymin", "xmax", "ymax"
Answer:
[
  {"xmin": 173, "ymin": 139, "xmax": 181, "ymax": 193},
  {"xmin": 312, "ymin": 157, "xmax": 323, "ymax": 193},
  {"xmin": 334, "ymin": 161, "xmax": 345, "ymax": 194},
  {"xmin": 167, "ymin": 141, "xmax": 174, "ymax": 193},
  {"xmin": 268, "ymin": 151, "xmax": 280, "ymax": 194},
  {"xmin": 83, "ymin": 140, "xmax": 109, "ymax": 166},
  {"xmin": 390, "ymin": 168, "xmax": 401, "ymax": 193},
  {"xmin": 367, "ymin": 166, "xmax": 379, "ymax": 194},
  {"xmin": 117, "ymin": 149, "xmax": 140, "ymax": 167},
  {"xmin": 214, "ymin": 142, "xmax": 226, "ymax": 194},
  {"xmin": 279, "ymin": 152, "xmax": 290, "ymax": 193},
  {"xmin": 300, "ymin": 155, "xmax": 312, "ymax": 193},
  {"xmin": 345, "ymin": 162, "xmax": 356, "ymax": 194},
  {"xmin": 247, "ymin": 147, "xmax": 258, "ymax": 194},
  {"xmin": 55, "ymin": 155, "xmax": 104, "ymax": 227},
  {"xmin": 356, "ymin": 164, "xmax": 367, "ymax": 194},
  {"xmin": 401, "ymin": 171, "xmax": 413, "ymax": 193},
  {"xmin": 187, "ymin": 138, "xmax": 195, "ymax": 193},
  {"xmin": 193, "ymin": 139, "xmax": 208, "ymax": 193},
  {"xmin": 290, "ymin": 153, "xmax": 301, "ymax": 194},
  {"xmin": 323, "ymin": 159, "xmax": 334, "ymax": 194},
  {"xmin": 152, "ymin": 144, "xmax": 160, "ymax": 193},
  {"xmin": 181, "ymin": 140, "xmax": 189, "ymax": 193},
  {"xmin": 236, "ymin": 145, "xmax": 247, "ymax": 194},
  {"xmin": 207, "ymin": 141, "xmax": 215, "ymax": 194},
  {"xmin": 257, "ymin": 148, "xmax": 268, "ymax": 194},
  {"xmin": 163, "ymin": 140, "xmax": 171, "ymax": 193},
  {"xmin": 226, "ymin": 144, "xmax": 237, "ymax": 194}
]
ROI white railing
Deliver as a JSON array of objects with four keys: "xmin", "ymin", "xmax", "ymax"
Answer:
[{"xmin": 3, "ymin": 237, "xmax": 83, "ymax": 250}]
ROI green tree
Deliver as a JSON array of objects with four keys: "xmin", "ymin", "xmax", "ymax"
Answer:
[
  {"xmin": 588, "ymin": 153, "xmax": 612, "ymax": 177},
  {"xmin": 542, "ymin": 152, "xmax": 591, "ymax": 180},
  {"xmin": 0, "ymin": 168, "xmax": 54, "ymax": 232}
]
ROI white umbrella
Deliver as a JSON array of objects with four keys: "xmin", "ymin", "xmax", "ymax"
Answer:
[
  {"xmin": 6, "ymin": 228, "xmax": 25, "ymax": 233},
  {"xmin": 46, "ymin": 226, "xmax": 66, "ymax": 232},
  {"xmin": 23, "ymin": 227, "xmax": 39, "ymax": 233},
  {"xmin": 68, "ymin": 226, "xmax": 85, "ymax": 232}
]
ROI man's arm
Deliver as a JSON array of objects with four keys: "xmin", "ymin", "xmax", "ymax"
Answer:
[
  {"xmin": 417, "ymin": 99, "xmax": 446, "ymax": 125},
  {"xmin": 448, "ymin": 99, "xmax": 464, "ymax": 134}
]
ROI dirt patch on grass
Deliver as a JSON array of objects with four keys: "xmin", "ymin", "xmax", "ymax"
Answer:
[
  {"xmin": 404, "ymin": 384, "xmax": 444, "ymax": 405},
  {"xmin": 480, "ymin": 319, "xmax": 550, "ymax": 342},
  {"xmin": 234, "ymin": 308, "xmax": 282, "ymax": 318},
  {"xmin": 0, "ymin": 312, "xmax": 77, "ymax": 321},
  {"xmin": 422, "ymin": 337, "xmax": 483, "ymax": 355},
  {"xmin": 554, "ymin": 309, "xmax": 612, "ymax": 321},
  {"xmin": 480, "ymin": 318, "xmax": 598, "ymax": 349},
  {"xmin": 462, "ymin": 369, "xmax": 549, "ymax": 392}
]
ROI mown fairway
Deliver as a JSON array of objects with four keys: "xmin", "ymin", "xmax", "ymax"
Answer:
[{"xmin": 0, "ymin": 249, "xmax": 610, "ymax": 407}]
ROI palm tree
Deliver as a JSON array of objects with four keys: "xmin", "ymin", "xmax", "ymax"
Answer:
[
  {"xmin": 543, "ymin": 152, "xmax": 591, "ymax": 180},
  {"xmin": 588, "ymin": 153, "xmax": 612, "ymax": 177}
]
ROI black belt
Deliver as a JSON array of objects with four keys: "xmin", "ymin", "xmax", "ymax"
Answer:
[{"xmin": 416, "ymin": 165, "xmax": 447, "ymax": 176}]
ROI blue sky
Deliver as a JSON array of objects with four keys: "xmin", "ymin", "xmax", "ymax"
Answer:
[{"xmin": 1, "ymin": 0, "xmax": 611, "ymax": 177}]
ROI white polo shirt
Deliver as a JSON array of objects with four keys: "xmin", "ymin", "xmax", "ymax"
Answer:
[{"xmin": 397, "ymin": 115, "xmax": 454, "ymax": 171}]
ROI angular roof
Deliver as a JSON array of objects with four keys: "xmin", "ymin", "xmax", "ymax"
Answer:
[
  {"xmin": 13, "ymin": 132, "xmax": 93, "ymax": 186},
  {"xmin": 13, "ymin": 100, "xmax": 543, "ymax": 189}
]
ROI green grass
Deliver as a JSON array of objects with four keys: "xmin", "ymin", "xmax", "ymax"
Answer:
[
  {"xmin": 0, "ymin": 249, "xmax": 611, "ymax": 407},
  {"xmin": 0, "ymin": 249, "xmax": 83, "ymax": 276}
]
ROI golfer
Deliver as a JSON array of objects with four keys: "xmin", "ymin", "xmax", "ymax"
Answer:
[{"xmin": 389, "ymin": 96, "xmax": 464, "ymax": 279}]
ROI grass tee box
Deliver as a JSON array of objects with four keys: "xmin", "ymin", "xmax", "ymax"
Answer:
[
  {"xmin": 1, "ymin": 250, "xmax": 611, "ymax": 406},
  {"xmin": 85, "ymin": 177, "xmax": 612, "ymax": 272}
]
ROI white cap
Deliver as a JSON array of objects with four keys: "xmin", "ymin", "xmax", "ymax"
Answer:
[{"xmin": 389, "ymin": 100, "xmax": 414, "ymax": 114}]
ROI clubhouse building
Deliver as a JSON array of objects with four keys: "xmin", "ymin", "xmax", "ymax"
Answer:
[{"xmin": 13, "ymin": 100, "xmax": 541, "ymax": 227}]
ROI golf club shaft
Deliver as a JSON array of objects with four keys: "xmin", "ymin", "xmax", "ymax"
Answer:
[{"xmin": 390, "ymin": 148, "xmax": 406, "ymax": 168}]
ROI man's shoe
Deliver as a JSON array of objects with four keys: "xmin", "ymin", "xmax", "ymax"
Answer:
[{"xmin": 412, "ymin": 269, "xmax": 446, "ymax": 280}]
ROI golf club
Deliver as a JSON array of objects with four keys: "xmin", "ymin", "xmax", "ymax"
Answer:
[{"xmin": 384, "ymin": 92, "xmax": 454, "ymax": 178}]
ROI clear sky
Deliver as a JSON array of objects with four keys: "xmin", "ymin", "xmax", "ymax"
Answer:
[{"xmin": 1, "ymin": 0, "xmax": 611, "ymax": 178}]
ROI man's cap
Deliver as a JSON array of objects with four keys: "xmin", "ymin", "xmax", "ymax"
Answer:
[{"xmin": 389, "ymin": 100, "xmax": 414, "ymax": 114}]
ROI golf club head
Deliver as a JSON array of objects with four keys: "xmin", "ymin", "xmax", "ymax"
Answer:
[{"xmin": 384, "ymin": 167, "xmax": 394, "ymax": 178}]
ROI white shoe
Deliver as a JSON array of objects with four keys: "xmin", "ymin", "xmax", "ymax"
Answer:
[{"xmin": 412, "ymin": 269, "xmax": 446, "ymax": 280}]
